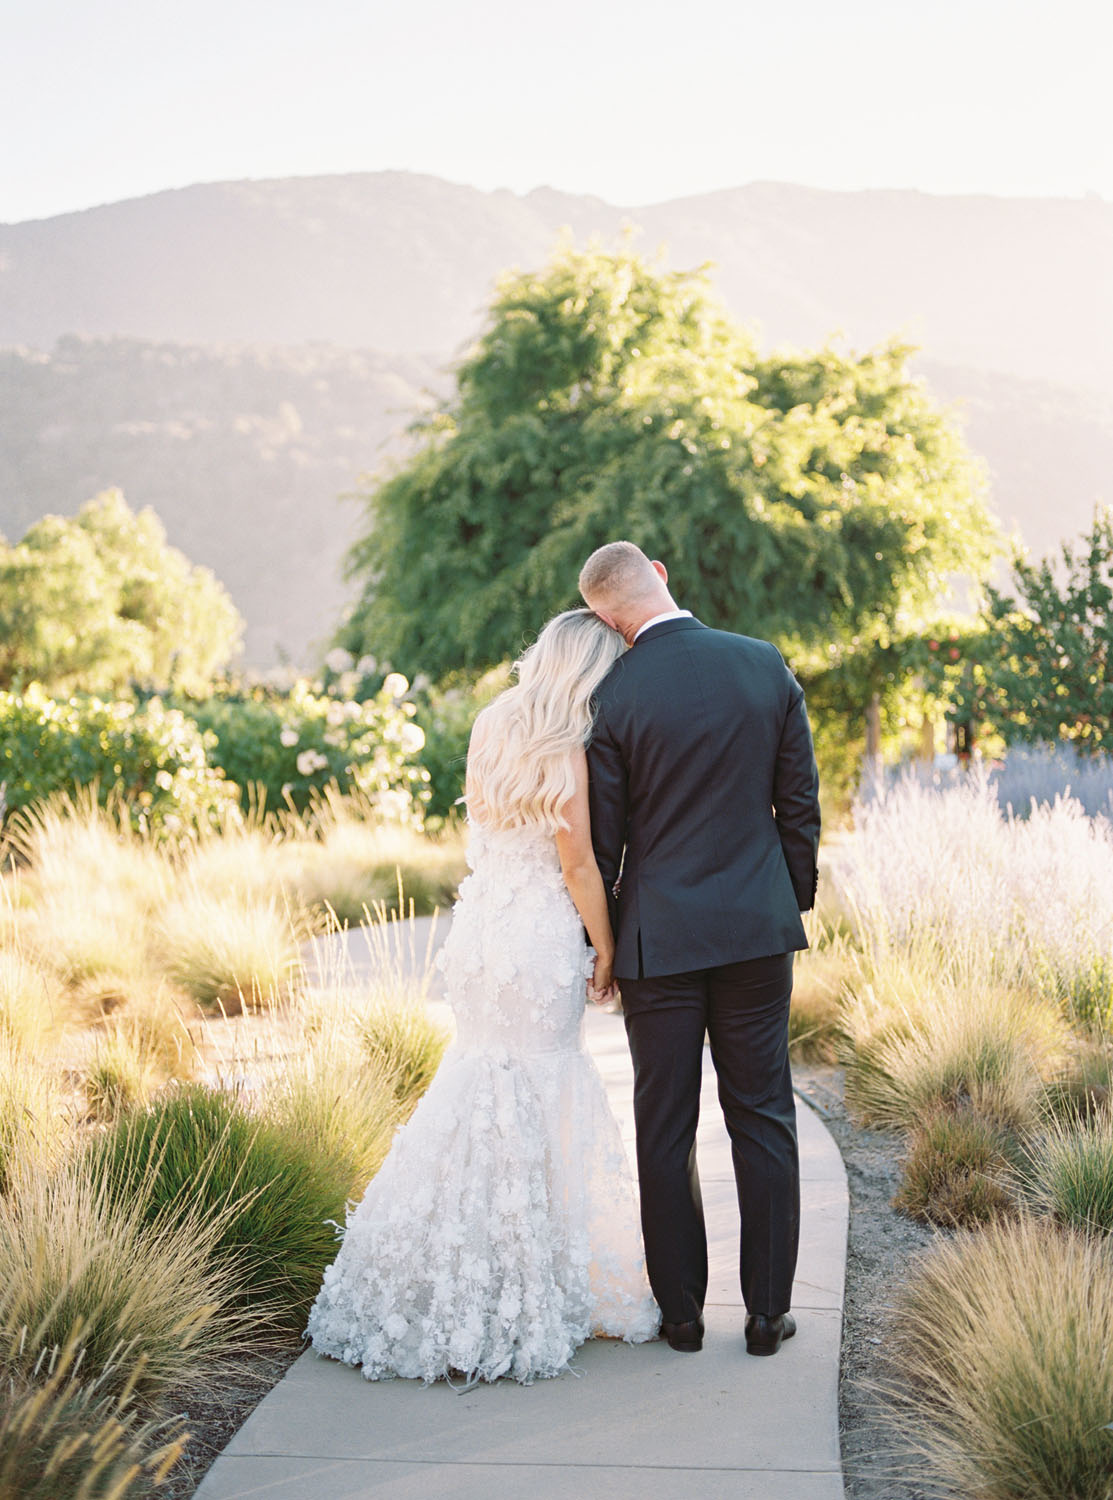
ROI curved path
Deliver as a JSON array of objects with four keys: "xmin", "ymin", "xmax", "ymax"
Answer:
[{"xmin": 197, "ymin": 923, "xmax": 847, "ymax": 1500}]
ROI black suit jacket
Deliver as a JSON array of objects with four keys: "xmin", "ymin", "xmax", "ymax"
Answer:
[{"xmin": 587, "ymin": 617, "xmax": 821, "ymax": 980}]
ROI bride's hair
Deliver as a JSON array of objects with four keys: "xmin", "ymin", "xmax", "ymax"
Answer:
[{"xmin": 466, "ymin": 608, "xmax": 626, "ymax": 831}]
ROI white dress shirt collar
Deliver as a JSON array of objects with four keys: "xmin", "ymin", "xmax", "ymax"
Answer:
[{"xmin": 632, "ymin": 609, "xmax": 694, "ymax": 643}]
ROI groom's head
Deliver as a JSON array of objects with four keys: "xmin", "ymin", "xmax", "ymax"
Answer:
[{"xmin": 579, "ymin": 540, "xmax": 677, "ymax": 643}]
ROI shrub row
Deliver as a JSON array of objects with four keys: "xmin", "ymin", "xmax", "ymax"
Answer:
[{"xmin": 0, "ymin": 677, "xmax": 434, "ymax": 833}]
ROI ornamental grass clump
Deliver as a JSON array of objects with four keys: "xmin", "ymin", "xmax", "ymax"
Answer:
[
  {"xmin": 0, "ymin": 1159, "xmax": 253, "ymax": 1404},
  {"xmin": 8, "ymin": 794, "xmax": 168, "ymax": 988},
  {"xmin": 1023, "ymin": 1109, "xmax": 1113, "ymax": 1235},
  {"xmin": 157, "ymin": 885, "xmax": 305, "ymax": 1012},
  {"xmin": 1043, "ymin": 1037, "xmax": 1113, "ymax": 1122},
  {"xmin": 893, "ymin": 1108, "xmax": 1019, "ymax": 1227},
  {"xmin": 0, "ymin": 1042, "xmax": 66, "ymax": 1193},
  {"xmin": 84, "ymin": 1024, "xmax": 167, "ymax": 1119},
  {"xmin": 86, "ymin": 1081, "xmax": 386, "ymax": 1329},
  {"xmin": 788, "ymin": 915, "xmax": 853, "ymax": 1063},
  {"xmin": 0, "ymin": 1324, "xmax": 186, "ymax": 1500},
  {"xmin": 290, "ymin": 812, "xmax": 465, "ymax": 923},
  {"xmin": 842, "ymin": 772, "xmax": 1113, "ymax": 1024},
  {"xmin": 176, "ymin": 826, "xmax": 290, "ymax": 908},
  {"xmin": 842, "ymin": 979, "xmax": 1066, "ymax": 1134},
  {"xmin": 79, "ymin": 982, "xmax": 199, "ymax": 1126},
  {"xmin": 357, "ymin": 1001, "xmax": 450, "ymax": 1114},
  {"xmin": 265, "ymin": 1030, "xmax": 402, "ymax": 1199},
  {"xmin": 890, "ymin": 1218, "xmax": 1113, "ymax": 1500}
]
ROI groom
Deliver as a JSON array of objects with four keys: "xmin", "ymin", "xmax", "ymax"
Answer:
[{"xmin": 579, "ymin": 541, "xmax": 821, "ymax": 1358}]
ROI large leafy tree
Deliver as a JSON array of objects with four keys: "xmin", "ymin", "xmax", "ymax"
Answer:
[
  {"xmin": 340, "ymin": 246, "xmax": 997, "ymax": 694},
  {"xmin": 0, "ymin": 489, "xmax": 242, "ymax": 695},
  {"xmin": 976, "ymin": 508, "xmax": 1113, "ymax": 754}
]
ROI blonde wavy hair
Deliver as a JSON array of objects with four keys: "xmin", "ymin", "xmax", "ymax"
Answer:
[{"xmin": 466, "ymin": 608, "xmax": 626, "ymax": 831}]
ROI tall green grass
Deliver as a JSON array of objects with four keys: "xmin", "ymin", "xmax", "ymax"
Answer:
[
  {"xmin": 1024, "ymin": 1110, "xmax": 1113, "ymax": 1235},
  {"xmin": 85, "ymin": 1079, "xmax": 397, "ymax": 1330},
  {"xmin": 357, "ymin": 1002, "xmax": 450, "ymax": 1111},
  {"xmin": 891, "ymin": 1218, "xmax": 1113, "ymax": 1500}
]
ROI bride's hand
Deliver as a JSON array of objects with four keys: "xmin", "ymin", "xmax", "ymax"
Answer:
[
  {"xmin": 588, "ymin": 951, "xmax": 615, "ymax": 1005},
  {"xmin": 593, "ymin": 950, "xmax": 613, "ymax": 990}
]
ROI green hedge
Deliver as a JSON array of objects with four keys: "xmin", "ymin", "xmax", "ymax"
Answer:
[
  {"xmin": 0, "ymin": 685, "xmax": 237, "ymax": 831},
  {"xmin": 0, "ymin": 677, "xmax": 433, "ymax": 832},
  {"xmin": 177, "ymin": 676, "xmax": 431, "ymax": 820}
]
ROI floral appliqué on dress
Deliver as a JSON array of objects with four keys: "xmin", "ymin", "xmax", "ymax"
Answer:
[{"xmin": 304, "ymin": 821, "xmax": 660, "ymax": 1385}]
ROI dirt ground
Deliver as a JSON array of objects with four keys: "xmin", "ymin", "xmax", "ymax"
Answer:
[{"xmin": 162, "ymin": 1061, "xmax": 955, "ymax": 1499}]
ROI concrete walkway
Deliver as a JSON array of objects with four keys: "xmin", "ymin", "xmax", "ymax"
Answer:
[{"xmin": 198, "ymin": 925, "xmax": 848, "ymax": 1500}]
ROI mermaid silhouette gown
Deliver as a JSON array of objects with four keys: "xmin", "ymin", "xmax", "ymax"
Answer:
[{"xmin": 304, "ymin": 820, "xmax": 660, "ymax": 1384}]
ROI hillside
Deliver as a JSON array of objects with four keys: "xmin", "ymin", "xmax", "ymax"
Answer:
[
  {"xmin": 1, "ymin": 172, "xmax": 1110, "ymax": 665},
  {"xmin": 0, "ymin": 339, "xmax": 440, "ymax": 664},
  {"xmin": 3, "ymin": 173, "xmax": 1111, "ymax": 392}
]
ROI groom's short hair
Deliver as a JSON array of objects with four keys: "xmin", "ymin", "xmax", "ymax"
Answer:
[{"xmin": 579, "ymin": 541, "xmax": 658, "ymax": 607}]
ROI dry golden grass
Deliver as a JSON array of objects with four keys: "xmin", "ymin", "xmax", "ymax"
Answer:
[
  {"xmin": 289, "ymin": 817, "xmax": 465, "ymax": 924},
  {"xmin": 1043, "ymin": 1033, "xmax": 1113, "ymax": 1122},
  {"xmin": 8, "ymin": 794, "xmax": 170, "ymax": 988},
  {"xmin": 790, "ymin": 916, "xmax": 854, "ymax": 1063},
  {"xmin": 0, "ymin": 1159, "xmax": 260, "ymax": 1404},
  {"xmin": 890, "ymin": 1218, "xmax": 1113, "ymax": 1500},
  {"xmin": 0, "ymin": 946, "xmax": 62, "ymax": 1053},
  {"xmin": 157, "ymin": 884, "xmax": 305, "ymax": 1012},
  {"xmin": 841, "ymin": 976, "xmax": 1068, "ymax": 1134},
  {"xmin": 893, "ymin": 1108, "xmax": 1019, "ymax": 1227},
  {"xmin": 0, "ymin": 1038, "xmax": 69, "ymax": 1194},
  {"xmin": 0, "ymin": 1322, "xmax": 187, "ymax": 1500}
]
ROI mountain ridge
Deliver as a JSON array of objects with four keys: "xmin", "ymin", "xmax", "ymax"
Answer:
[
  {"xmin": 1, "ymin": 170, "xmax": 1110, "ymax": 664},
  {"xmin": 3, "ymin": 171, "xmax": 1110, "ymax": 388}
]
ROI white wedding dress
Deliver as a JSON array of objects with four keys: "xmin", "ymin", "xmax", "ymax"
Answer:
[{"xmin": 304, "ymin": 820, "xmax": 660, "ymax": 1385}]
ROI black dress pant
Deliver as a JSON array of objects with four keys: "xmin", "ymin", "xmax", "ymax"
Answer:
[{"xmin": 620, "ymin": 951, "xmax": 799, "ymax": 1324}]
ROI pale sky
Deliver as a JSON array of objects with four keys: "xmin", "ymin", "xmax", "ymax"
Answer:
[{"xmin": 3, "ymin": 0, "xmax": 1111, "ymax": 223}]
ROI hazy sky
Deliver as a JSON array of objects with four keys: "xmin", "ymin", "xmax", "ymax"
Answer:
[{"xmin": 4, "ymin": 0, "xmax": 1111, "ymax": 223}]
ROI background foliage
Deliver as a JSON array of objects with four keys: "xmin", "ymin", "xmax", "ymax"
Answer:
[
  {"xmin": 182, "ymin": 676, "xmax": 431, "ymax": 820},
  {"xmin": 339, "ymin": 247, "xmax": 999, "ymax": 719},
  {"xmin": 0, "ymin": 686, "xmax": 238, "ymax": 829},
  {"xmin": 0, "ymin": 490, "xmax": 242, "ymax": 696},
  {"xmin": 977, "ymin": 508, "xmax": 1113, "ymax": 754}
]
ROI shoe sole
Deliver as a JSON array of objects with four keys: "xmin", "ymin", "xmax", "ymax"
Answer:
[{"xmin": 665, "ymin": 1336, "xmax": 703, "ymax": 1352}]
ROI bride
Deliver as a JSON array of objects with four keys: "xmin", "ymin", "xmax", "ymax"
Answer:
[{"xmin": 305, "ymin": 608, "xmax": 660, "ymax": 1384}]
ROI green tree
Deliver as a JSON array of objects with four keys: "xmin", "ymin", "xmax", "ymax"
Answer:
[
  {"xmin": 978, "ymin": 509, "xmax": 1113, "ymax": 754},
  {"xmin": 0, "ymin": 490, "xmax": 242, "ymax": 695},
  {"xmin": 339, "ymin": 245, "xmax": 998, "ymax": 699}
]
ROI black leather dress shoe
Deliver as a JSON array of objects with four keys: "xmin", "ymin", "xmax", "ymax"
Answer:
[
  {"xmin": 660, "ymin": 1316, "xmax": 704, "ymax": 1352},
  {"xmin": 744, "ymin": 1312, "xmax": 796, "ymax": 1356}
]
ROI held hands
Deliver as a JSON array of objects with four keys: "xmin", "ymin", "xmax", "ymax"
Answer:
[{"xmin": 587, "ymin": 950, "xmax": 619, "ymax": 1008}]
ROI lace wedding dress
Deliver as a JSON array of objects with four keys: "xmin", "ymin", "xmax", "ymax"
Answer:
[{"xmin": 305, "ymin": 820, "xmax": 660, "ymax": 1385}]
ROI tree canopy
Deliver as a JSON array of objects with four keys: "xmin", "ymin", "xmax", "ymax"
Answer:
[
  {"xmin": 340, "ymin": 245, "xmax": 998, "ymax": 685},
  {"xmin": 0, "ymin": 489, "xmax": 242, "ymax": 695},
  {"xmin": 976, "ymin": 508, "xmax": 1113, "ymax": 754}
]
